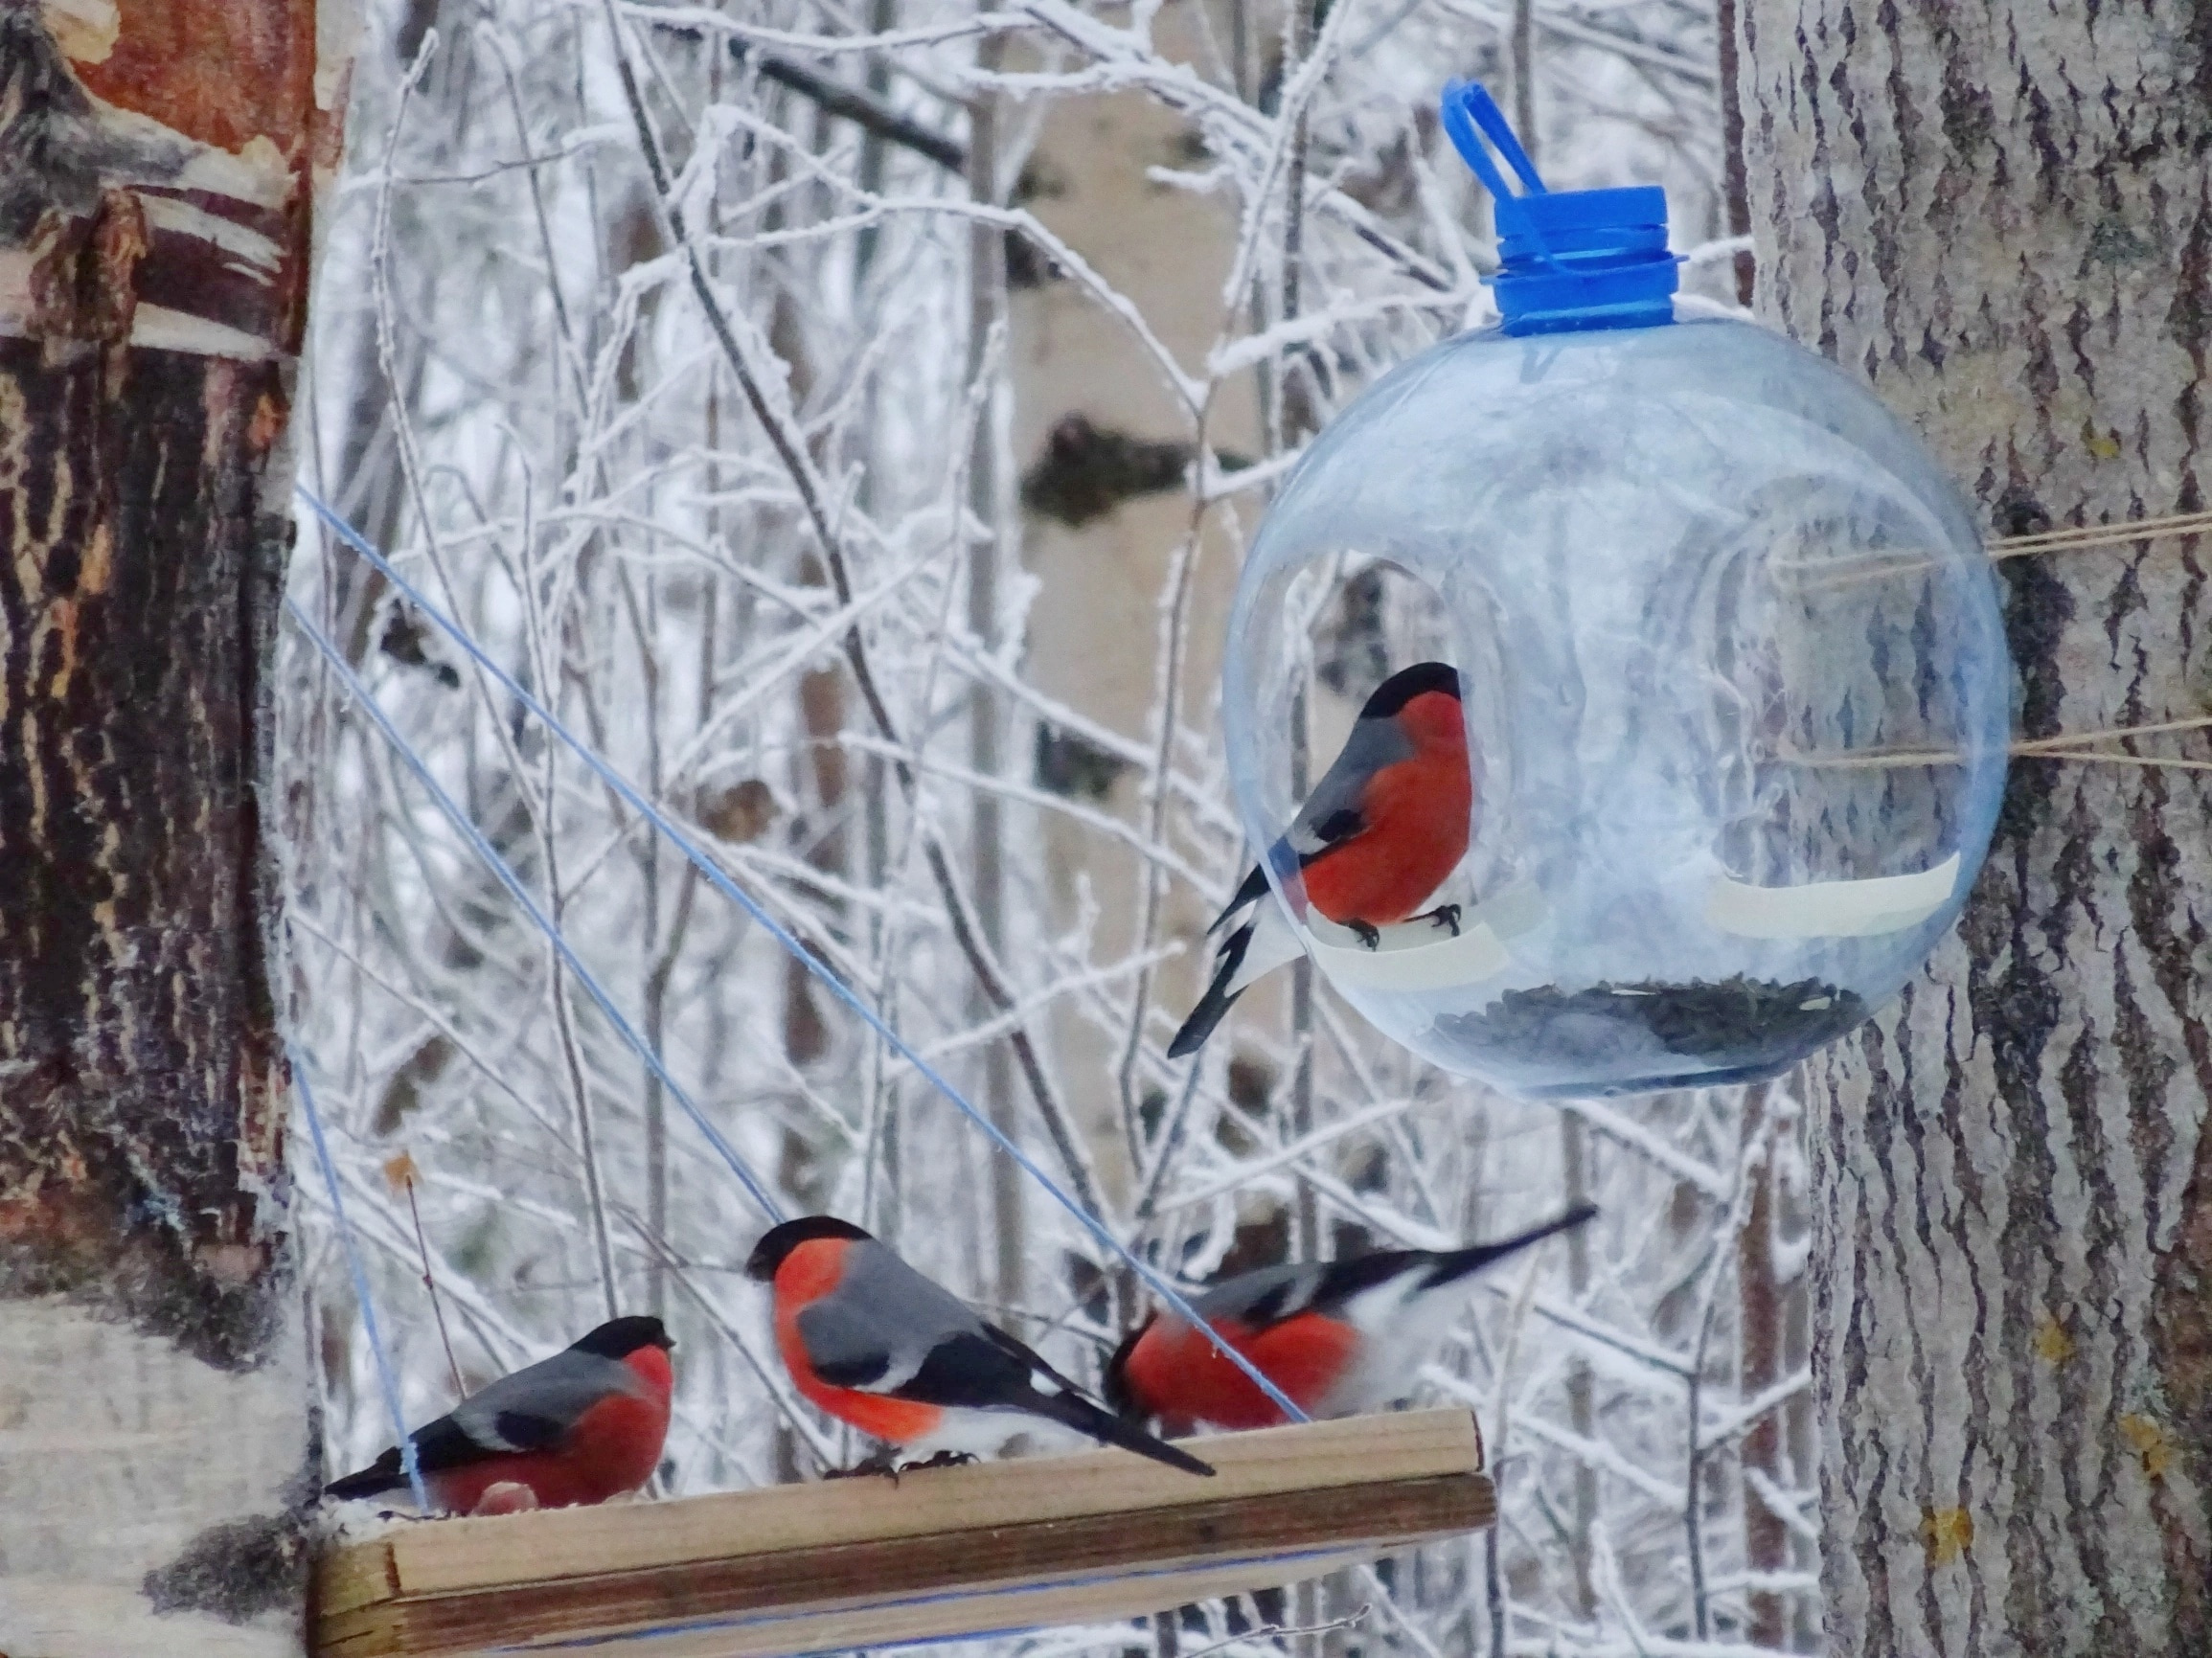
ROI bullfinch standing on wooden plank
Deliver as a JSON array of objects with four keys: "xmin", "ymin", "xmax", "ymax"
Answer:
[
  {"xmin": 1104, "ymin": 1205, "xmax": 1597, "ymax": 1432},
  {"xmin": 324, "ymin": 1315, "xmax": 674, "ymax": 1513},
  {"xmin": 1170, "ymin": 661, "xmax": 1472, "ymax": 1059},
  {"xmin": 747, "ymin": 1215, "xmax": 1213, "ymax": 1476}
]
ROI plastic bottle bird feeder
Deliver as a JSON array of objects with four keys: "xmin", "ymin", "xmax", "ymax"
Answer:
[{"xmin": 1220, "ymin": 83, "xmax": 2011, "ymax": 1100}]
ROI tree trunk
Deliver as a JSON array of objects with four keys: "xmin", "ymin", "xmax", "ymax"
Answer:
[
  {"xmin": 1739, "ymin": 4, "xmax": 2212, "ymax": 1651},
  {"xmin": 1738, "ymin": 1083, "xmax": 1813, "ymax": 1649},
  {"xmin": 0, "ymin": 3, "xmax": 337, "ymax": 1652}
]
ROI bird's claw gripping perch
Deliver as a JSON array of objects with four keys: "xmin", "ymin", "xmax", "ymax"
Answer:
[
  {"xmin": 1418, "ymin": 903, "xmax": 1462, "ymax": 937},
  {"xmin": 1350, "ymin": 919, "xmax": 1381, "ymax": 950},
  {"xmin": 824, "ymin": 1448, "xmax": 904, "ymax": 1483},
  {"xmin": 898, "ymin": 1449, "xmax": 979, "ymax": 1474}
]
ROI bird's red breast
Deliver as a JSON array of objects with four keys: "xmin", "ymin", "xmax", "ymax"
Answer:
[
  {"xmin": 426, "ymin": 1349, "xmax": 672, "ymax": 1514},
  {"xmin": 773, "ymin": 1237, "xmax": 945, "ymax": 1444},
  {"xmin": 1303, "ymin": 693, "xmax": 1472, "ymax": 927},
  {"xmin": 1120, "ymin": 1310, "xmax": 1359, "ymax": 1431},
  {"xmin": 625, "ymin": 1343, "xmax": 676, "ymax": 1397}
]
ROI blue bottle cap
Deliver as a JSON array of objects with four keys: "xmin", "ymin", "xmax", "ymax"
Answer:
[{"xmin": 1440, "ymin": 80, "xmax": 1679, "ymax": 336}]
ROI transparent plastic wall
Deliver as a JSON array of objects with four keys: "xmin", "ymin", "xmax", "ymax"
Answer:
[{"xmin": 1224, "ymin": 319, "xmax": 2012, "ymax": 1098}]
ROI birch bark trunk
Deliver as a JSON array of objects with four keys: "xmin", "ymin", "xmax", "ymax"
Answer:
[
  {"xmin": 1738, "ymin": 4, "xmax": 2212, "ymax": 1651},
  {"xmin": 0, "ymin": 2, "xmax": 342, "ymax": 1652}
]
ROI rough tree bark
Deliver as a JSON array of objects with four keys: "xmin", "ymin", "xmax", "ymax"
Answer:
[
  {"xmin": 0, "ymin": 2, "xmax": 341, "ymax": 1652},
  {"xmin": 1739, "ymin": 4, "xmax": 2212, "ymax": 1652},
  {"xmin": 1737, "ymin": 1084, "xmax": 1796, "ymax": 1649}
]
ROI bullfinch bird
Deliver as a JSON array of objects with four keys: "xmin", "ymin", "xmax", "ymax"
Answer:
[
  {"xmin": 1169, "ymin": 661, "xmax": 1471, "ymax": 1058},
  {"xmin": 323, "ymin": 1315, "xmax": 674, "ymax": 1513},
  {"xmin": 746, "ymin": 1215, "xmax": 1214, "ymax": 1476},
  {"xmin": 1104, "ymin": 1203, "xmax": 1596, "ymax": 1431}
]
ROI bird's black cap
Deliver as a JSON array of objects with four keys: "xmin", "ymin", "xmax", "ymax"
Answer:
[
  {"xmin": 571, "ymin": 1314, "xmax": 673, "ymax": 1358},
  {"xmin": 1358, "ymin": 661, "xmax": 1461, "ymax": 719},
  {"xmin": 745, "ymin": 1215, "xmax": 873, "ymax": 1282}
]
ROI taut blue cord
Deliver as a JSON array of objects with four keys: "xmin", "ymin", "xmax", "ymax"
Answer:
[
  {"xmin": 285, "ymin": 594, "xmax": 787, "ymax": 1224},
  {"xmin": 294, "ymin": 484, "xmax": 1311, "ymax": 1424},
  {"xmin": 292, "ymin": 1040, "xmax": 433, "ymax": 1510}
]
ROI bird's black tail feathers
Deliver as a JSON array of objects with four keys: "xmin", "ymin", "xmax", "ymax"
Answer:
[
  {"xmin": 1033, "ymin": 1386, "xmax": 1215, "ymax": 1475},
  {"xmin": 1209, "ymin": 864, "xmax": 1271, "ymax": 935},
  {"xmin": 324, "ymin": 1447, "xmax": 405, "ymax": 1500},
  {"xmin": 1418, "ymin": 1202, "xmax": 1599, "ymax": 1292},
  {"xmin": 1167, "ymin": 920, "xmax": 1253, "ymax": 1058}
]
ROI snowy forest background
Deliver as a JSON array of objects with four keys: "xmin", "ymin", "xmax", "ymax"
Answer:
[{"xmin": 285, "ymin": 1, "xmax": 1816, "ymax": 1652}]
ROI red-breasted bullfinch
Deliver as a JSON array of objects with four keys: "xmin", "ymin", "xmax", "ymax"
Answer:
[
  {"xmin": 746, "ymin": 1215, "xmax": 1213, "ymax": 1476},
  {"xmin": 323, "ymin": 1315, "xmax": 673, "ymax": 1512},
  {"xmin": 1104, "ymin": 1204, "xmax": 1596, "ymax": 1431},
  {"xmin": 1169, "ymin": 661, "xmax": 1471, "ymax": 1058}
]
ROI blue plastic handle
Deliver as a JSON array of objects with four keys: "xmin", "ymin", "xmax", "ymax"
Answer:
[
  {"xmin": 1439, "ymin": 79, "xmax": 1550, "ymax": 254},
  {"xmin": 1439, "ymin": 78, "xmax": 1678, "ymax": 331}
]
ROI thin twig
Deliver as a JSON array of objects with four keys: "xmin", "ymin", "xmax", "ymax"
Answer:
[
  {"xmin": 734, "ymin": 42, "xmax": 966, "ymax": 172},
  {"xmin": 1177, "ymin": 1602, "xmax": 1372, "ymax": 1658},
  {"xmin": 390, "ymin": 1153, "xmax": 467, "ymax": 1397}
]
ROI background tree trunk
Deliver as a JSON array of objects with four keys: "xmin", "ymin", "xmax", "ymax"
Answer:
[
  {"xmin": 1740, "ymin": 3, "xmax": 2212, "ymax": 1651},
  {"xmin": 0, "ymin": 3, "xmax": 339, "ymax": 1652}
]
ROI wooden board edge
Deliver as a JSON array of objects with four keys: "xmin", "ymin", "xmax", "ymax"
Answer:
[
  {"xmin": 350, "ymin": 1409, "xmax": 1484, "ymax": 1601},
  {"xmin": 315, "ymin": 1470, "xmax": 1495, "ymax": 1658},
  {"xmin": 314, "ymin": 1535, "xmax": 401, "ymax": 1620},
  {"xmin": 501, "ymin": 1543, "xmax": 1387, "ymax": 1658}
]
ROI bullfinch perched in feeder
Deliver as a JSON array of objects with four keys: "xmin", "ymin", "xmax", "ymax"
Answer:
[
  {"xmin": 747, "ymin": 1215, "xmax": 1214, "ymax": 1476},
  {"xmin": 324, "ymin": 1315, "xmax": 674, "ymax": 1513},
  {"xmin": 1169, "ymin": 661, "xmax": 1471, "ymax": 1058},
  {"xmin": 1103, "ymin": 1204, "xmax": 1596, "ymax": 1431}
]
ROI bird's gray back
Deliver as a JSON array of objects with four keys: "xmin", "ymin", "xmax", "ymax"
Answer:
[
  {"xmin": 1189, "ymin": 1261, "xmax": 1327, "ymax": 1327},
  {"xmin": 450, "ymin": 1348, "xmax": 641, "ymax": 1443},
  {"xmin": 796, "ymin": 1239, "xmax": 988, "ymax": 1375},
  {"xmin": 1288, "ymin": 715, "xmax": 1413, "ymax": 852}
]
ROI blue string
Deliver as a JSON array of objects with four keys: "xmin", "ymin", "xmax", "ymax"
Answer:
[
  {"xmin": 285, "ymin": 594, "xmax": 787, "ymax": 1225},
  {"xmin": 292, "ymin": 1040, "xmax": 433, "ymax": 1510},
  {"xmin": 503, "ymin": 1542, "xmax": 1355, "ymax": 1652},
  {"xmin": 293, "ymin": 483, "xmax": 1311, "ymax": 1426}
]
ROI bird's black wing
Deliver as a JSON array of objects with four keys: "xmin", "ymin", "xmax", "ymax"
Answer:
[
  {"xmin": 982, "ymin": 1320, "xmax": 1090, "ymax": 1396},
  {"xmin": 812, "ymin": 1349, "xmax": 894, "ymax": 1389},
  {"xmin": 488, "ymin": 1409, "xmax": 568, "ymax": 1451},
  {"xmin": 886, "ymin": 1328, "xmax": 1038, "ymax": 1408},
  {"xmin": 1258, "ymin": 1208, "xmax": 1598, "ymax": 1322},
  {"xmin": 406, "ymin": 1412, "xmax": 516, "ymax": 1472},
  {"xmin": 1284, "ymin": 717, "xmax": 1413, "ymax": 863},
  {"xmin": 1304, "ymin": 806, "xmax": 1366, "ymax": 851},
  {"xmin": 1186, "ymin": 1252, "xmax": 1427, "ymax": 1333},
  {"xmin": 1292, "ymin": 1250, "xmax": 1433, "ymax": 1317},
  {"xmin": 889, "ymin": 1318, "xmax": 1217, "ymax": 1477},
  {"xmin": 327, "ymin": 1387, "xmax": 574, "ymax": 1497}
]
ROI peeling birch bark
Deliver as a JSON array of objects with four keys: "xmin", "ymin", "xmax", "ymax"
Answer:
[
  {"xmin": 0, "ymin": 2, "xmax": 343, "ymax": 1652},
  {"xmin": 1739, "ymin": 3, "xmax": 2212, "ymax": 1651}
]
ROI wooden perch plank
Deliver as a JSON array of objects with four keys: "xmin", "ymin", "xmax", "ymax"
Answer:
[
  {"xmin": 377, "ymin": 1404, "xmax": 1475, "ymax": 1595},
  {"xmin": 409, "ymin": 1548, "xmax": 1385, "ymax": 1658},
  {"xmin": 314, "ymin": 1408, "xmax": 1493, "ymax": 1658}
]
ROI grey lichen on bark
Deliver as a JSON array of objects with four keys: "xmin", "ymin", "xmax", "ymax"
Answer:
[{"xmin": 1740, "ymin": 1, "xmax": 2212, "ymax": 1651}]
